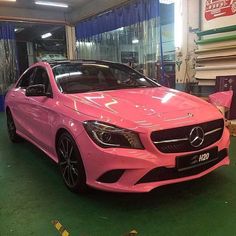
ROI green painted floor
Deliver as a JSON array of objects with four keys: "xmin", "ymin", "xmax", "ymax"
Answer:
[{"xmin": 1, "ymin": 112, "xmax": 236, "ymax": 236}]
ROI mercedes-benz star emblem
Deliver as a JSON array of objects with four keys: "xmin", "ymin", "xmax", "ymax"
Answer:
[{"xmin": 189, "ymin": 127, "xmax": 205, "ymax": 147}]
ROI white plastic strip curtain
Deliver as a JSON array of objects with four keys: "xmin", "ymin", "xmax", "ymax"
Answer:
[
  {"xmin": 75, "ymin": 0, "xmax": 165, "ymax": 81},
  {"xmin": 0, "ymin": 23, "xmax": 18, "ymax": 95}
]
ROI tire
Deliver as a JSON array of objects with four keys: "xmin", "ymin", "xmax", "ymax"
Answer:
[
  {"xmin": 6, "ymin": 109, "xmax": 22, "ymax": 143},
  {"xmin": 56, "ymin": 131, "xmax": 88, "ymax": 193}
]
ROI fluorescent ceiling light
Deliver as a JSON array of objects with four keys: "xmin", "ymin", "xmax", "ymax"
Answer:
[
  {"xmin": 14, "ymin": 28, "xmax": 24, "ymax": 33},
  {"xmin": 35, "ymin": 1, "xmax": 68, "ymax": 8},
  {"xmin": 116, "ymin": 27, "xmax": 124, "ymax": 31},
  {"xmin": 76, "ymin": 41, "xmax": 93, "ymax": 47},
  {"xmin": 132, "ymin": 39, "xmax": 139, "ymax": 44},
  {"xmin": 160, "ymin": 0, "xmax": 175, "ymax": 4},
  {"xmin": 41, "ymin": 32, "xmax": 52, "ymax": 39},
  {"xmin": 0, "ymin": 0, "xmax": 16, "ymax": 2}
]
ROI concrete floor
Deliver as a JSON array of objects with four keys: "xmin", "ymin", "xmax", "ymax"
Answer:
[{"xmin": 1, "ymin": 112, "xmax": 236, "ymax": 236}]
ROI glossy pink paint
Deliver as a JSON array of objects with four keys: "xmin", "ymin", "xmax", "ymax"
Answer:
[{"xmin": 5, "ymin": 62, "xmax": 230, "ymax": 192}]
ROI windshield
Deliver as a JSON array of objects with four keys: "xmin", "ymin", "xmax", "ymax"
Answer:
[{"xmin": 53, "ymin": 62, "xmax": 158, "ymax": 94}]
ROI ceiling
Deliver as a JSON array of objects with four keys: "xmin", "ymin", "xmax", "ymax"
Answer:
[
  {"xmin": 0, "ymin": 0, "xmax": 130, "ymax": 24},
  {"xmin": 0, "ymin": 0, "xmax": 93, "ymax": 12},
  {"xmin": 0, "ymin": 0, "xmax": 133, "ymax": 43}
]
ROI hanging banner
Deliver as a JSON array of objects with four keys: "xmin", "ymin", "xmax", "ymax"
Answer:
[{"xmin": 202, "ymin": 0, "xmax": 236, "ymax": 30}]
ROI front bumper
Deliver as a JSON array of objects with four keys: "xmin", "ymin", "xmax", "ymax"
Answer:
[{"xmin": 76, "ymin": 128, "xmax": 230, "ymax": 193}]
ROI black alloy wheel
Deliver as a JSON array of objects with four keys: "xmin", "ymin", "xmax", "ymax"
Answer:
[
  {"xmin": 6, "ymin": 109, "xmax": 22, "ymax": 143},
  {"xmin": 57, "ymin": 131, "xmax": 88, "ymax": 193}
]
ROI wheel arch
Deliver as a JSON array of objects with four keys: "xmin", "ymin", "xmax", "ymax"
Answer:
[{"xmin": 55, "ymin": 128, "xmax": 70, "ymax": 149}]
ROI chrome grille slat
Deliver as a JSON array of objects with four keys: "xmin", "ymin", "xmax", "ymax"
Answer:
[
  {"xmin": 154, "ymin": 128, "xmax": 223, "ymax": 145},
  {"xmin": 154, "ymin": 138, "xmax": 188, "ymax": 144},
  {"xmin": 205, "ymin": 127, "xmax": 223, "ymax": 136}
]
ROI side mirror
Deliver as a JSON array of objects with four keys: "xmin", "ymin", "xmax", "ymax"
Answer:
[{"xmin": 26, "ymin": 84, "xmax": 47, "ymax": 97}]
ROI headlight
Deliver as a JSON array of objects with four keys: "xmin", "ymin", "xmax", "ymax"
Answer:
[{"xmin": 83, "ymin": 121, "xmax": 144, "ymax": 149}]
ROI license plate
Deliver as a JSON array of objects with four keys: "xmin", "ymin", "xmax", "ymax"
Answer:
[{"xmin": 176, "ymin": 147, "xmax": 218, "ymax": 172}]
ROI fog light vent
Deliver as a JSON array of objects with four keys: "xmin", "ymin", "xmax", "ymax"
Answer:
[{"xmin": 97, "ymin": 170, "xmax": 124, "ymax": 183}]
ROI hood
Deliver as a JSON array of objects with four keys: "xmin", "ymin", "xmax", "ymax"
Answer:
[{"xmin": 63, "ymin": 87, "xmax": 223, "ymax": 131}]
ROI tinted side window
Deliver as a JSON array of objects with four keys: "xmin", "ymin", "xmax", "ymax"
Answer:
[
  {"xmin": 16, "ymin": 68, "xmax": 35, "ymax": 88},
  {"xmin": 33, "ymin": 67, "xmax": 52, "ymax": 93}
]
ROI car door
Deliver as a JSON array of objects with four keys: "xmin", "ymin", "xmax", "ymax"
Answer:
[
  {"xmin": 10, "ymin": 67, "xmax": 36, "ymax": 136},
  {"xmin": 26, "ymin": 66, "xmax": 56, "ymax": 154}
]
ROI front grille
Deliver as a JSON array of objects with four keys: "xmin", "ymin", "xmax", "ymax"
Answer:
[
  {"xmin": 151, "ymin": 119, "xmax": 224, "ymax": 153},
  {"xmin": 135, "ymin": 148, "xmax": 228, "ymax": 184}
]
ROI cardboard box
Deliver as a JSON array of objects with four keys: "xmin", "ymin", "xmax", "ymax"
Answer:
[{"xmin": 228, "ymin": 120, "xmax": 236, "ymax": 137}]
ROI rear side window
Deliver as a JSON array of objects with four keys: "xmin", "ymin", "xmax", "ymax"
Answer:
[{"xmin": 16, "ymin": 68, "xmax": 35, "ymax": 88}]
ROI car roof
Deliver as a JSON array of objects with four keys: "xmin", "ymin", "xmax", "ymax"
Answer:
[{"xmin": 48, "ymin": 59, "xmax": 119, "ymax": 68}]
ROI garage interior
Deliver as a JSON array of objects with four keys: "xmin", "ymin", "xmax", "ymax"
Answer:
[{"xmin": 1, "ymin": 0, "xmax": 236, "ymax": 235}]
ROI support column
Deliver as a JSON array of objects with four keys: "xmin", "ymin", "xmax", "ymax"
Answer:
[
  {"xmin": 65, "ymin": 25, "xmax": 77, "ymax": 60},
  {"xmin": 175, "ymin": 0, "xmax": 200, "ymax": 91}
]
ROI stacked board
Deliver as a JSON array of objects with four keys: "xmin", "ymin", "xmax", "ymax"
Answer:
[{"xmin": 195, "ymin": 26, "xmax": 236, "ymax": 86}]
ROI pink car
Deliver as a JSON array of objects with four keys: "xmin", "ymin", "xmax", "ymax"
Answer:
[{"xmin": 5, "ymin": 60, "xmax": 230, "ymax": 193}]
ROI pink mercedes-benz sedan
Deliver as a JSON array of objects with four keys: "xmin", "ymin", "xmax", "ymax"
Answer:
[{"xmin": 5, "ymin": 60, "xmax": 230, "ymax": 193}]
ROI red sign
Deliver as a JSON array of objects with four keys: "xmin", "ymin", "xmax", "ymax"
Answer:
[{"xmin": 205, "ymin": 0, "xmax": 236, "ymax": 20}]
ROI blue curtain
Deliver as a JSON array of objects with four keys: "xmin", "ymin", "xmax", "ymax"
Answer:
[
  {"xmin": 76, "ymin": 0, "xmax": 160, "ymax": 40},
  {"xmin": 0, "ymin": 23, "xmax": 15, "ymax": 40}
]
